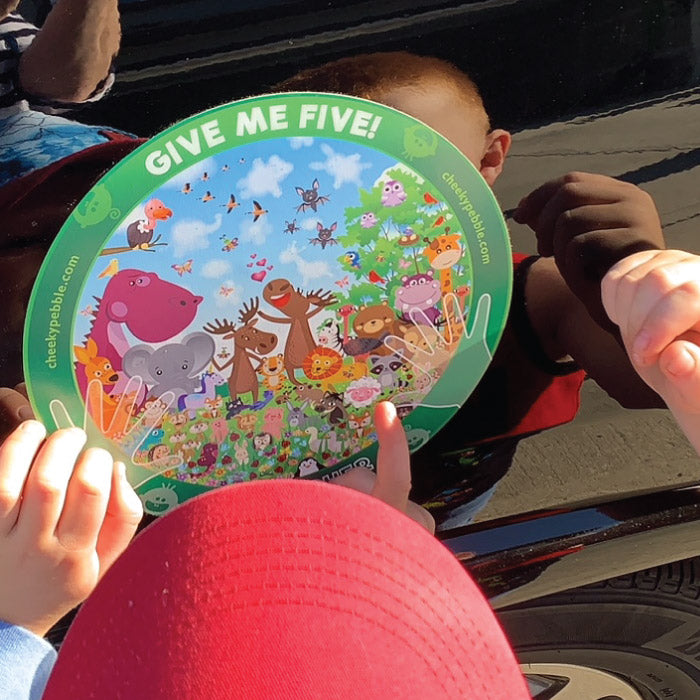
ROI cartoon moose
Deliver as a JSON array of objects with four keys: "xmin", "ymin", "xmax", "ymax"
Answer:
[
  {"xmin": 204, "ymin": 298, "xmax": 277, "ymax": 403},
  {"xmin": 258, "ymin": 279, "xmax": 336, "ymax": 386}
]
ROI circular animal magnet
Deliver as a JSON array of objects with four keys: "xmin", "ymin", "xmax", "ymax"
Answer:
[{"xmin": 24, "ymin": 93, "xmax": 511, "ymax": 514}]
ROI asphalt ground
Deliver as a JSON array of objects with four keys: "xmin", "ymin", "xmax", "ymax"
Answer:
[{"xmin": 478, "ymin": 85, "xmax": 700, "ymax": 521}]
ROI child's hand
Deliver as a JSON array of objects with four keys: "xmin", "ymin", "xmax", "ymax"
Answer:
[
  {"xmin": 0, "ymin": 422, "xmax": 143, "ymax": 636},
  {"xmin": 602, "ymin": 249, "xmax": 700, "ymax": 414},
  {"xmin": 514, "ymin": 172, "xmax": 665, "ymax": 329},
  {"xmin": 333, "ymin": 402, "xmax": 435, "ymax": 534}
]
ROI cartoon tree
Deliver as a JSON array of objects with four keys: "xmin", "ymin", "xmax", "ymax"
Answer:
[{"xmin": 334, "ymin": 166, "xmax": 457, "ymax": 307}]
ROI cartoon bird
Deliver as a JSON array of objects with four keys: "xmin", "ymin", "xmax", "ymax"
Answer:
[
  {"xmin": 344, "ymin": 251, "xmax": 361, "ymax": 269},
  {"xmin": 381, "ymin": 180, "xmax": 407, "ymax": 207},
  {"xmin": 126, "ymin": 198, "xmax": 172, "ymax": 249},
  {"xmin": 201, "ymin": 171, "xmax": 210, "ymax": 182},
  {"xmin": 221, "ymin": 164, "xmax": 230, "ymax": 172},
  {"xmin": 360, "ymin": 212, "xmax": 378, "ymax": 229},
  {"xmin": 172, "ymin": 259, "xmax": 193, "ymax": 276},
  {"xmin": 368, "ymin": 270, "xmax": 386, "ymax": 284},
  {"xmin": 247, "ymin": 200, "xmax": 268, "ymax": 222},
  {"xmin": 181, "ymin": 182, "xmax": 192, "ymax": 194},
  {"xmin": 432, "ymin": 215, "xmax": 446, "ymax": 228},
  {"xmin": 424, "ymin": 192, "xmax": 439, "ymax": 205},
  {"xmin": 221, "ymin": 194, "xmax": 239, "ymax": 214},
  {"xmin": 200, "ymin": 191, "xmax": 215, "ymax": 202},
  {"xmin": 98, "ymin": 258, "xmax": 119, "ymax": 279}
]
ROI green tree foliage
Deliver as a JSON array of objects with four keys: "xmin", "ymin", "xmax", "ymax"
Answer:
[{"xmin": 334, "ymin": 167, "xmax": 460, "ymax": 307}]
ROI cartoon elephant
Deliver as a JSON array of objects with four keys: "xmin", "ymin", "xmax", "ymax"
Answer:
[{"xmin": 123, "ymin": 332, "xmax": 215, "ymax": 399}]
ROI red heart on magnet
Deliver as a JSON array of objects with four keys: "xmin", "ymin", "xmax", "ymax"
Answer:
[
  {"xmin": 266, "ymin": 265, "xmax": 274, "ymax": 271},
  {"xmin": 250, "ymin": 253, "xmax": 257, "ymax": 259},
  {"xmin": 246, "ymin": 263, "xmax": 253, "ymax": 268},
  {"xmin": 256, "ymin": 258, "xmax": 267, "ymax": 266},
  {"xmin": 251, "ymin": 270, "xmax": 267, "ymax": 282}
]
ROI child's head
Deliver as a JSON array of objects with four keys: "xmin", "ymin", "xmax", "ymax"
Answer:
[{"xmin": 276, "ymin": 52, "xmax": 511, "ymax": 186}]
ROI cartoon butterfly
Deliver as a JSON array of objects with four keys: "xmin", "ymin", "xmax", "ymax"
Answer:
[
  {"xmin": 219, "ymin": 284, "xmax": 235, "ymax": 297},
  {"xmin": 220, "ymin": 235, "xmax": 239, "ymax": 252},
  {"xmin": 217, "ymin": 347, "xmax": 231, "ymax": 359},
  {"xmin": 335, "ymin": 276, "xmax": 350, "ymax": 289},
  {"xmin": 172, "ymin": 259, "xmax": 193, "ymax": 276},
  {"xmin": 398, "ymin": 259, "xmax": 412, "ymax": 270},
  {"xmin": 79, "ymin": 304, "xmax": 95, "ymax": 317}
]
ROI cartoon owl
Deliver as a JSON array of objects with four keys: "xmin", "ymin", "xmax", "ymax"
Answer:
[
  {"xmin": 381, "ymin": 180, "xmax": 407, "ymax": 207},
  {"xmin": 360, "ymin": 212, "xmax": 379, "ymax": 228}
]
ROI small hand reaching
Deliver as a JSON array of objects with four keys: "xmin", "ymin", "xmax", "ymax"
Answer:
[
  {"xmin": 0, "ymin": 423, "xmax": 142, "ymax": 636},
  {"xmin": 602, "ymin": 249, "xmax": 700, "ymax": 415},
  {"xmin": 333, "ymin": 401, "xmax": 435, "ymax": 534},
  {"xmin": 514, "ymin": 172, "xmax": 665, "ymax": 329}
]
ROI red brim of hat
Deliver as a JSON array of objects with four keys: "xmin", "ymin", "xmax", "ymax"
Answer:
[{"xmin": 44, "ymin": 479, "xmax": 529, "ymax": 699}]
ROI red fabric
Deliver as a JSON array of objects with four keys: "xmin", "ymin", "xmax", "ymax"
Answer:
[
  {"xmin": 462, "ymin": 253, "xmax": 585, "ymax": 445},
  {"xmin": 0, "ymin": 131, "xmax": 146, "ymax": 249},
  {"xmin": 0, "ymin": 133, "xmax": 146, "ymax": 385},
  {"xmin": 502, "ymin": 253, "xmax": 585, "ymax": 439},
  {"xmin": 44, "ymin": 480, "xmax": 530, "ymax": 700}
]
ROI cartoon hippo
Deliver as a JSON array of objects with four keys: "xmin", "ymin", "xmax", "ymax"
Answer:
[
  {"xmin": 79, "ymin": 269, "xmax": 203, "ymax": 395},
  {"xmin": 394, "ymin": 270, "xmax": 442, "ymax": 324}
]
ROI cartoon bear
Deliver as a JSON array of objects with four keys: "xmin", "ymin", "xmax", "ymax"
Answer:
[{"xmin": 352, "ymin": 302, "xmax": 408, "ymax": 357}]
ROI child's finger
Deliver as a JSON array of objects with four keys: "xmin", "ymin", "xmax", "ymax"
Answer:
[
  {"xmin": 405, "ymin": 501, "xmax": 436, "ymax": 535},
  {"xmin": 0, "ymin": 421, "xmax": 46, "ymax": 535},
  {"xmin": 602, "ymin": 250, "xmax": 686, "ymax": 334},
  {"xmin": 17, "ymin": 428, "xmax": 87, "ymax": 540},
  {"xmin": 55, "ymin": 448, "xmax": 113, "ymax": 551},
  {"xmin": 95, "ymin": 462, "xmax": 143, "ymax": 575},
  {"xmin": 531, "ymin": 183, "xmax": 618, "ymax": 256},
  {"xmin": 629, "ymin": 283, "xmax": 700, "ymax": 366},
  {"xmin": 606, "ymin": 253, "xmax": 700, "ymax": 359},
  {"xmin": 601, "ymin": 250, "xmax": 661, "ymax": 325},
  {"xmin": 372, "ymin": 401, "xmax": 411, "ymax": 513},
  {"xmin": 659, "ymin": 340, "xmax": 700, "ymax": 408}
]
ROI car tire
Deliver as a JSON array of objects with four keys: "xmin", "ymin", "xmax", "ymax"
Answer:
[{"xmin": 497, "ymin": 557, "xmax": 700, "ymax": 699}]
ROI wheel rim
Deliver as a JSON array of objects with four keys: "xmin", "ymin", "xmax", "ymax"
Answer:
[{"xmin": 522, "ymin": 662, "xmax": 645, "ymax": 700}]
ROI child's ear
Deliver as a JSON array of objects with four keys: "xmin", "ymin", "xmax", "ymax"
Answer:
[{"xmin": 479, "ymin": 129, "xmax": 512, "ymax": 186}]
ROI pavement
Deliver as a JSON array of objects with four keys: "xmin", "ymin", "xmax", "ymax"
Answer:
[{"xmin": 478, "ymin": 85, "xmax": 700, "ymax": 521}]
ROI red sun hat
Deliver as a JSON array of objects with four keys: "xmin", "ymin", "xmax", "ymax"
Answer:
[{"xmin": 44, "ymin": 479, "xmax": 529, "ymax": 699}]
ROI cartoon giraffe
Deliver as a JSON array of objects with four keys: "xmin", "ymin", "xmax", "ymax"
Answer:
[{"xmin": 422, "ymin": 232, "xmax": 463, "ymax": 342}]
